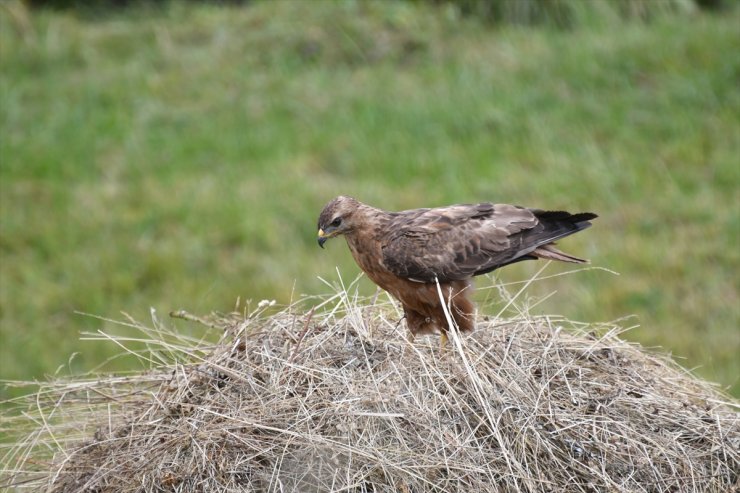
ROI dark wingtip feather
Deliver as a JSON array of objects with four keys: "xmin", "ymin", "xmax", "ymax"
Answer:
[
  {"xmin": 526, "ymin": 209, "xmax": 598, "ymax": 247},
  {"xmin": 534, "ymin": 210, "xmax": 597, "ymax": 221},
  {"xmin": 570, "ymin": 212, "xmax": 598, "ymax": 222},
  {"xmin": 571, "ymin": 212, "xmax": 597, "ymax": 231}
]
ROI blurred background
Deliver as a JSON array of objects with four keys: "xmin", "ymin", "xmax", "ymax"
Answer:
[{"xmin": 0, "ymin": 0, "xmax": 737, "ymax": 400}]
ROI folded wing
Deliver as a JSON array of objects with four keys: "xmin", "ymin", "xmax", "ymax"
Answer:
[{"xmin": 381, "ymin": 203, "xmax": 596, "ymax": 283}]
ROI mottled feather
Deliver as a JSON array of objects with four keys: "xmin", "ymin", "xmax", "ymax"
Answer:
[{"xmin": 317, "ymin": 196, "xmax": 596, "ymax": 339}]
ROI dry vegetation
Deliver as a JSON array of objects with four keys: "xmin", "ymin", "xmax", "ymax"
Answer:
[{"xmin": 1, "ymin": 285, "xmax": 738, "ymax": 492}]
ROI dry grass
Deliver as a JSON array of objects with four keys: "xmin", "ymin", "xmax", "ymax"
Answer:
[{"xmin": 1, "ymin": 282, "xmax": 738, "ymax": 492}]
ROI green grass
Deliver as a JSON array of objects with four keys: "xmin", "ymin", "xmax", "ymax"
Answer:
[{"xmin": 1, "ymin": 1, "xmax": 738, "ymax": 398}]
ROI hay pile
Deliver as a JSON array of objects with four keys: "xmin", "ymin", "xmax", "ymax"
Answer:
[{"xmin": 1, "ymin": 294, "xmax": 738, "ymax": 492}]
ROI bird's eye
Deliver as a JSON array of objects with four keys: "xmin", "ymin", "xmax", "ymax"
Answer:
[{"xmin": 330, "ymin": 217, "xmax": 342, "ymax": 227}]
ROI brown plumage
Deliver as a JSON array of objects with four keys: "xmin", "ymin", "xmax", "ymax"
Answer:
[{"xmin": 317, "ymin": 196, "xmax": 596, "ymax": 341}]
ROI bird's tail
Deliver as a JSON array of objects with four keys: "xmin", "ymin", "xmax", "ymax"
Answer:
[{"xmin": 531, "ymin": 243, "xmax": 588, "ymax": 264}]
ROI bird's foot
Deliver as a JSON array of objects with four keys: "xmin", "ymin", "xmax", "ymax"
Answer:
[{"xmin": 439, "ymin": 331, "xmax": 449, "ymax": 351}]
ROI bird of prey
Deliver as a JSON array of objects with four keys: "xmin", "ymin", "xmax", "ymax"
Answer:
[{"xmin": 317, "ymin": 196, "xmax": 596, "ymax": 343}]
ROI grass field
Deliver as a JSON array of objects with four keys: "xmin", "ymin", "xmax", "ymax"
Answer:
[{"xmin": 0, "ymin": 1, "xmax": 738, "ymax": 398}]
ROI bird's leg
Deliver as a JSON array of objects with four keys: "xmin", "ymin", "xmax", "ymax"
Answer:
[{"xmin": 439, "ymin": 331, "xmax": 449, "ymax": 350}]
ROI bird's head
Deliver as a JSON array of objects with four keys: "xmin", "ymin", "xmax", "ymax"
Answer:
[{"xmin": 317, "ymin": 195, "xmax": 361, "ymax": 248}]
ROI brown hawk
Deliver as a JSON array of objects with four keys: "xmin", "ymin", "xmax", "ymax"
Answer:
[{"xmin": 317, "ymin": 196, "xmax": 596, "ymax": 343}]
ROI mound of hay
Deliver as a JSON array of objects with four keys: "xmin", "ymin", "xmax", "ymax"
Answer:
[{"xmin": 2, "ymin": 296, "xmax": 738, "ymax": 492}]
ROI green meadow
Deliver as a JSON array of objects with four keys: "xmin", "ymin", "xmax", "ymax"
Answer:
[{"xmin": 1, "ymin": 1, "xmax": 738, "ymax": 398}]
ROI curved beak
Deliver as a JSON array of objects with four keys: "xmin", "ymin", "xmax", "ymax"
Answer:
[{"xmin": 317, "ymin": 229, "xmax": 327, "ymax": 249}]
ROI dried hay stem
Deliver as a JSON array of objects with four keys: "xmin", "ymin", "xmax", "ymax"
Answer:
[{"xmin": 1, "ymin": 284, "xmax": 738, "ymax": 492}]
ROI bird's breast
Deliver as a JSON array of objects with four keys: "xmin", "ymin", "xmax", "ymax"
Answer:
[{"xmin": 345, "ymin": 234, "xmax": 398, "ymax": 292}]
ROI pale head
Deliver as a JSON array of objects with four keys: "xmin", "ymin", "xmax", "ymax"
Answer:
[{"xmin": 317, "ymin": 195, "xmax": 362, "ymax": 248}]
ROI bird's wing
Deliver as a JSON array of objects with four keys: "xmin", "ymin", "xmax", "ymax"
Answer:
[{"xmin": 380, "ymin": 203, "xmax": 593, "ymax": 283}]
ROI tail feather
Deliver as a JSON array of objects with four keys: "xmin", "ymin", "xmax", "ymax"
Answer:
[{"xmin": 532, "ymin": 243, "xmax": 588, "ymax": 264}]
